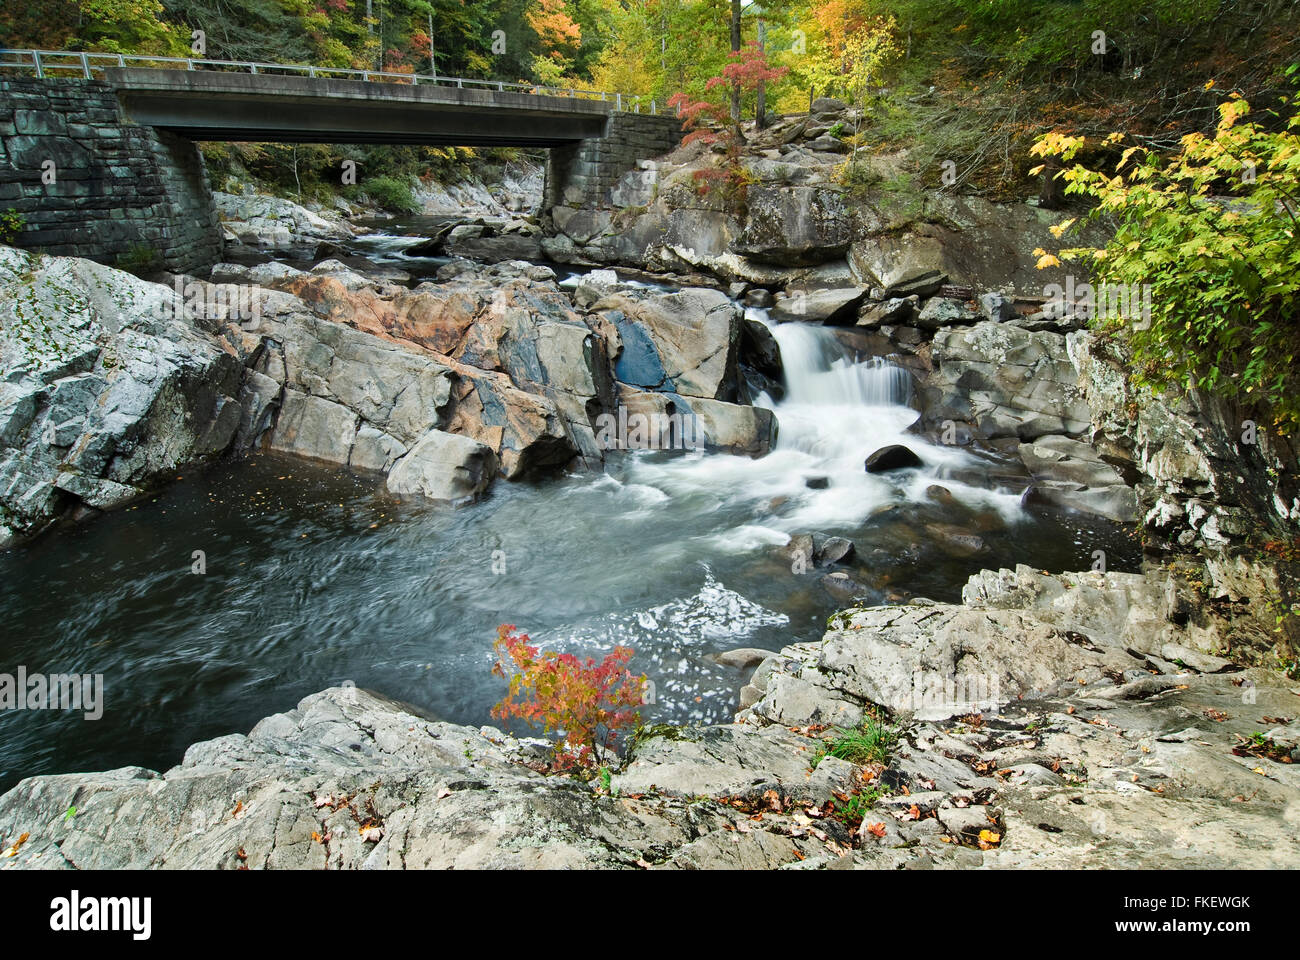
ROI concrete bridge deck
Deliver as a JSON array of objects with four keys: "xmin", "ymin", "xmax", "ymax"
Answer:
[
  {"xmin": 0, "ymin": 53, "xmax": 684, "ymax": 272},
  {"xmin": 104, "ymin": 69, "xmax": 613, "ymax": 147}
]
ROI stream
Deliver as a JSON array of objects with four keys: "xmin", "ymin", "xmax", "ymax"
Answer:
[{"xmin": 0, "ymin": 226, "xmax": 1141, "ymax": 792}]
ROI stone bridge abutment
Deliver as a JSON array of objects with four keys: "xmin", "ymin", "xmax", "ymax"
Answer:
[{"xmin": 0, "ymin": 70, "xmax": 683, "ymax": 273}]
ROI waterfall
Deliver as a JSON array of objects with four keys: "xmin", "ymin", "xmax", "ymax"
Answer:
[{"xmin": 757, "ymin": 312, "xmax": 913, "ymax": 408}]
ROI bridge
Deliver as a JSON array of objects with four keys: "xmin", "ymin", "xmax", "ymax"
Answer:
[{"xmin": 0, "ymin": 50, "xmax": 682, "ymax": 271}]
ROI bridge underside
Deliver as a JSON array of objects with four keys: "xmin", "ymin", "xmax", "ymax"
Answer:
[{"xmin": 105, "ymin": 69, "xmax": 610, "ymax": 147}]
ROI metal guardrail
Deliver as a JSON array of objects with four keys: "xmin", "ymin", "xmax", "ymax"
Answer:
[{"xmin": 0, "ymin": 48, "xmax": 665, "ymax": 115}]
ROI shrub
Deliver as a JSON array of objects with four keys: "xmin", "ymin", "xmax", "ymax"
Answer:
[
  {"xmin": 115, "ymin": 244, "xmax": 163, "ymax": 278},
  {"xmin": 1032, "ymin": 71, "xmax": 1300, "ymax": 430},
  {"xmin": 0, "ymin": 209, "xmax": 25, "ymax": 245},
  {"xmin": 361, "ymin": 175, "xmax": 420, "ymax": 215},
  {"xmin": 490, "ymin": 624, "xmax": 648, "ymax": 772}
]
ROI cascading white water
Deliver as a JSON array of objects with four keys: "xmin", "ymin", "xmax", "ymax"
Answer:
[
  {"xmin": 623, "ymin": 305, "xmax": 1023, "ymax": 542},
  {"xmin": 760, "ymin": 314, "xmax": 913, "ymax": 409}
]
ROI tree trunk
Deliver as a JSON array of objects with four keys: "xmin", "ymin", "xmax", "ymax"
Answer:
[
  {"xmin": 755, "ymin": 18, "xmax": 768, "ymax": 129},
  {"xmin": 1039, "ymin": 154, "xmax": 1066, "ymax": 210},
  {"xmin": 729, "ymin": 0, "xmax": 742, "ymax": 124}
]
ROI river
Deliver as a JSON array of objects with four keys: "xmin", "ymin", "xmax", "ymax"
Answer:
[{"xmin": 0, "ymin": 227, "xmax": 1140, "ymax": 791}]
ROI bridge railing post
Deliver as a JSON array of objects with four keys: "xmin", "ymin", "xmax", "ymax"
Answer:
[
  {"xmin": 33, "ymin": 50, "xmax": 43, "ymax": 79},
  {"xmin": 81, "ymin": 52, "xmax": 91, "ymax": 79}
]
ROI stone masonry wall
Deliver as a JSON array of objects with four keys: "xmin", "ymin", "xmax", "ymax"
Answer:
[
  {"xmin": 0, "ymin": 77, "xmax": 222, "ymax": 273},
  {"xmin": 544, "ymin": 112, "xmax": 682, "ymax": 210}
]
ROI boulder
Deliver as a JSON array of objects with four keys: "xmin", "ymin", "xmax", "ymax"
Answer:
[
  {"xmin": 739, "ymin": 315, "xmax": 783, "ymax": 380},
  {"xmin": 858, "ymin": 296, "xmax": 918, "ymax": 328},
  {"xmin": 814, "ymin": 535, "xmax": 856, "ymax": 566},
  {"xmin": 268, "ymin": 391, "xmax": 358, "ymax": 465},
  {"xmin": 731, "ymin": 185, "xmax": 851, "ymax": 265},
  {"xmin": 865, "ymin": 444, "xmax": 923, "ymax": 472},
  {"xmin": 0, "ymin": 249, "xmax": 246, "ymax": 545},
  {"xmin": 769, "ymin": 286, "xmax": 870, "ymax": 325},
  {"xmin": 915, "ymin": 296, "xmax": 980, "ymax": 331},
  {"xmin": 598, "ymin": 288, "xmax": 743, "ymax": 401},
  {"xmin": 385, "ymin": 429, "xmax": 497, "ymax": 503}
]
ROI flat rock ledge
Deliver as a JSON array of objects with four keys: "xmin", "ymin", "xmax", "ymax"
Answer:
[{"xmin": 2, "ymin": 565, "xmax": 1298, "ymax": 870}]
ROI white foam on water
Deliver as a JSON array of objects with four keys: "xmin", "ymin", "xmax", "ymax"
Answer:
[{"xmin": 623, "ymin": 306, "xmax": 1014, "ymax": 540}]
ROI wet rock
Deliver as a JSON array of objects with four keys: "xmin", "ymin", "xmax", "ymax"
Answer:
[
  {"xmin": 385, "ymin": 429, "xmax": 497, "ymax": 504},
  {"xmin": 864, "ymin": 444, "xmax": 923, "ymax": 472},
  {"xmin": 915, "ymin": 296, "xmax": 980, "ymax": 331},
  {"xmin": 821, "ymin": 571, "xmax": 872, "ymax": 603},
  {"xmin": 923, "ymin": 523, "xmax": 985, "ymax": 557},
  {"xmin": 858, "ymin": 296, "xmax": 918, "ymax": 328},
  {"xmin": 925, "ymin": 484, "xmax": 958, "ymax": 506},
  {"xmin": 781, "ymin": 534, "xmax": 816, "ymax": 572},
  {"xmin": 1023, "ymin": 482, "xmax": 1138, "ymax": 523},
  {"xmin": 769, "ymin": 285, "xmax": 869, "ymax": 325},
  {"xmin": 710, "ymin": 648, "xmax": 781, "ymax": 671},
  {"xmin": 739, "ymin": 315, "xmax": 783, "ymax": 380},
  {"xmin": 815, "ymin": 536, "xmax": 856, "ymax": 566}
]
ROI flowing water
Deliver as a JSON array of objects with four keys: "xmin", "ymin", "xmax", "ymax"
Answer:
[{"xmin": 0, "ymin": 243, "xmax": 1141, "ymax": 792}]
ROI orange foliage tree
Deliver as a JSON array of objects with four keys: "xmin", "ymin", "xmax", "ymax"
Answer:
[{"xmin": 491, "ymin": 624, "xmax": 648, "ymax": 771}]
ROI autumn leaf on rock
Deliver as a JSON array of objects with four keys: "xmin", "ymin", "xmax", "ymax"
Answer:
[{"xmin": 2, "ymin": 832, "xmax": 30, "ymax": 858}]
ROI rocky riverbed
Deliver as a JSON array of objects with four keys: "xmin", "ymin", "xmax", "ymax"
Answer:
[
  {"xmin": 2, "ymin": 561, "xmax": 1296, "ymax": 869},
  {"xmin": 1, "ymin": 101, "xmax": 1297, "ymax": 868}
]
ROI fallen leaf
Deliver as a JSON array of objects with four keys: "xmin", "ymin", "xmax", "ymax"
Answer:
[{"xmin": 2, "ymin": 832, "xmax": 30, "ymax": 858}]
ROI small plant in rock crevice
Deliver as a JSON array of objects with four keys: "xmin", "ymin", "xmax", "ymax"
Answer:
[
  {"xmin": 490, "ymin": 623, "xmax": 648, "ymax": 774},
  {"xmin": 813, "ymin": 709, "xmax": 899, "ymax": 769}
]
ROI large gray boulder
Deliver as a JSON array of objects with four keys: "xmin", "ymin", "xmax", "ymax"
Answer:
[
  {"xmin": 0, "ymin": 248, "xmax": 245, "ymax": 547},
  {"xmin": 386, "ymin": 430, "xmax": 497, "ymax": 503},
  {"xmin": 596, "ymin": 287, "xmax": 744, "ymax": 401},
  {"xmin": 732, "ymin": 185, "xmax": 852, "ymax": 266},
  {"xmin": 919, "ymin": 321, "xmax": 1093, "ymax": 440}
]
